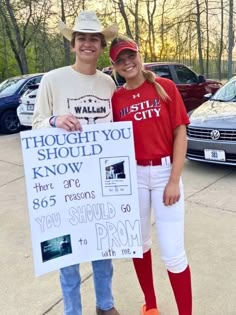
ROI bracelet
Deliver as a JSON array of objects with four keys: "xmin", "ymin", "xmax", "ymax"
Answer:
[{"xmin": 49, "ymin": 116, "xmax": 57, "ymax": 127}]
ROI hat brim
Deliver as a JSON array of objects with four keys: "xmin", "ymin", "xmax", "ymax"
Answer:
[{"xmin": 59, "ymin": 20, "xmax": 118, "ymax": 41}]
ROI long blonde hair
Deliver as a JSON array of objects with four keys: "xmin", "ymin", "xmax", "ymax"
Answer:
[{"xmin": 110, "ymin": 35, "xmax": 170, "ymax": 102}]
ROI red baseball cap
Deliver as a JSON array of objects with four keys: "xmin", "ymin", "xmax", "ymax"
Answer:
[{"xmin": 109, "ymin": 40, "xmax": 138, "ymax": 63}]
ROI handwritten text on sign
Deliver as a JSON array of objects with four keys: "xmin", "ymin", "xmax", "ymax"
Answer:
[{"xmin": 20, "ymin": 122, "xmax": 142, "ymax": 276}]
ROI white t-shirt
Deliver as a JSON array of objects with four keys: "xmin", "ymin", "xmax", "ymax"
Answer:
[{"xmin": 32, "ymin": 66, "xmax": 116, "ymax": 128}]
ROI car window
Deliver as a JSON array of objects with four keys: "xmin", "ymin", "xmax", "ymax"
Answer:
[
  {"xmin": 102, "ymin": 69, "xmax": 112, "ymax": 76},
  {"xmin": 28, "ymin": 89, "xmax": 38, "ymax": 99},
  {"xmin": 20, "ymin": 76, "xmax": 42, "ymax": 95},
  {"xmin": 103, "ymin": 68, "xmax": 125, "ymax": 87},
  {"xmin": 149, "ymin": 65, "xmax": 172, "ymax": 80},
  {"xmin": 113, "ymin": 73, "xmax": 126, "ymax": 86},
  {"xmin": 23, "ymin": 88, "xmax": 33, "ymax": 97},
  {"xmin": 174, "ymin": 65, "xmax": 198, "ymax": 84},
  {"xmin": 23, "ymin": 87, "xmax": 38, "ymax": 98},
  {"xmin": 212, "ymin": 79, "xmax": 236, "ymax": 102},
  {"xmin": 0, "ymin": 77, "xmax": 27, "ymax": 95}
]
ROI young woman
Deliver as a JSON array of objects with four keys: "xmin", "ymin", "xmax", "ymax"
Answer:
[{"xmin": 109, "ymin": 36, "xmax": 192, "ymax": 315}]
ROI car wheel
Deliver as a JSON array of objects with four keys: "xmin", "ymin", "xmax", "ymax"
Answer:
[{"xmin": 0, "ymin": 110, "xmax": 21, "ymax": 134}]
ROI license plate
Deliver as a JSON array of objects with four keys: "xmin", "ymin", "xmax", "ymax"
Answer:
[
  {"xmin": 27, "ymin": 104, "xmax": 34, "ymax": 111},
  {"xmin": 204, "ymin": 149, "xmax": 226, "ymax": 161}
]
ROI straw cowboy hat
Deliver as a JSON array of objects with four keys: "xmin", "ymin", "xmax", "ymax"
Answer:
[{"xmin": 59, "ymin": 10, "xmax": 118, "ymax": 41}]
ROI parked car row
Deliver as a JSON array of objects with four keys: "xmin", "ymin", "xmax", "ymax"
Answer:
[
  {"xmin": 104, "ymin": 66, "xmax": 236, "ymax": 166},
  {"xmin": 102, "ymin": 62, "xmax": 222, "ymax": 112},
  {"xmin": 0, "ymin": 73, "xmax": 43, "ymax": 134},
  {"xmin": 1, "ymin": 66, "xmax": 235, "ymax": 167},
  {"xmin": 0, "ymin": 63, "xmax": 222, "ymax": 134},
  {"xmin": 103, "ymin": 63, "xmax": 236, "ymax": 166}
]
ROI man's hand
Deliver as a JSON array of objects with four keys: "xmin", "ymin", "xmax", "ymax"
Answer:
[{"xmin": 55, "ymin": 114, "xmax": 82, "ymax": 132}]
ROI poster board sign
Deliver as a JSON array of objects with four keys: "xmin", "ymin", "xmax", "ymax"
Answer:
[{"xmin": 20, "ymin": 122, "xmax": 142, "ymax": 276}]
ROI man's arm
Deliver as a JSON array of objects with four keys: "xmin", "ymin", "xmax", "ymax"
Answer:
[
  {"xmin": 32, "ymin": 76, "xmax": 82, "ymax": 131},
  {"xmin": 32, "ymin": 76, "xmax": 53, "ymax": 129}
]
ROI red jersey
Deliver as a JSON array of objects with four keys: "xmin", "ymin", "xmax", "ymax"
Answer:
[{"xmin": 112, "ymin": 77, "xmax": 190, "ymax": 160}]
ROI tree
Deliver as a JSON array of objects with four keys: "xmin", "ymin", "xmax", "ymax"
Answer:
[
  {"xmin": 227, "ymin": 0, "xmax": 234, "ymax": 79},
  {"xmin": 0, "ymin": 0, "xmax": 51, "ymax": 74},
  {"xmin": 204, "ymin": 0, "xmax": 209, "ymax": 76},
  {"xmin": 145, "ymin": 0, "xmax": 157, "ymax": 60},
  {"xmin": 216, "ymin": 0, "xmax": 225, "ymax": 80},
  {"xmin": 112, "ymin": 0, "xmax": 134, "ymax": 39},
  {"xmin": 0, "ymin": 0, "xmax": 235, "ymax": 80},
  {"xmin": 195, "ymin": 0, "xmax": 204, "ymax": 74}
]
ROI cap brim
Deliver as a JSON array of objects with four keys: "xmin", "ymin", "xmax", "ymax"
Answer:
[{"xmin": 111, "ymin": 47, "xmax": 138, "ymax": 63}]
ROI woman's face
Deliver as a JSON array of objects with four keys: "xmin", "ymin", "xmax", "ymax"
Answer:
[{"xmin": 113, "ymin": 49, "xmax": 142, "ymax": 81}]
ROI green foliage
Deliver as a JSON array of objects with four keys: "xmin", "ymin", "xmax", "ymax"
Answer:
[
  {"xmin": 0, "ymin": 28, "xmax": 20, "ymax": 81},
  {"xmin": 97, "ymin": 46, "xmax": 112, "ymax": 70}
]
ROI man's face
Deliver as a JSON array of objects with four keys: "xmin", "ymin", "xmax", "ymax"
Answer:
[{"xmin": 72, "ymin": 32, "xmax": 104, "ymax": 63}]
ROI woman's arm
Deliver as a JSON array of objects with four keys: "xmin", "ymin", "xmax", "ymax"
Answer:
[{"xmin": 163, "ymin": 124, "xmax": 187, "ymax": 206}]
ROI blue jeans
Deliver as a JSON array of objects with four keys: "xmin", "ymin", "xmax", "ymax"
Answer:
[{"xmin": 60, "ymin": 259, "xmax": 114, "ymax": 315}]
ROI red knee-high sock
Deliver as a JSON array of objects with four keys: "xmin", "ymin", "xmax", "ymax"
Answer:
[
  {"xmin": 168, "ymin": 265, "xmax": 192, "ymax": 315},
  {"xmin": 133, "ymin": 249, "xmax": 157, "ymax": 310}
]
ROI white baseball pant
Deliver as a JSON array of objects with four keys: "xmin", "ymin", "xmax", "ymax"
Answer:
[{"xmin": 136, "ymin": 157, "xmax": 188, "ymax": 273}]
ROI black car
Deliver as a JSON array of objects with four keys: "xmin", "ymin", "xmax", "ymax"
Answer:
[{"xmin": 0, "ymin": 73, "xmax": 43, "ymax": 134}]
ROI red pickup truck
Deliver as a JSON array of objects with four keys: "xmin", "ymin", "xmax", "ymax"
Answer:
[{"xmin": 102, "ymin": 62, "xmax": 222, "ymax": 113}]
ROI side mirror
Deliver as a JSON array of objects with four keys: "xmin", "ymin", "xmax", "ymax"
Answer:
[
  {"xmin": 198, "ymin": 75, "xmax": 206, "ymax": 83},
  {"xmin": 204, "ymin": 93, "xmax": 212, "ymax": 100}
]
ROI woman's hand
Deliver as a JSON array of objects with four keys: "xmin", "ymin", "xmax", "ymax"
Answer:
[{"xmin": 163, "ymin": 179, "xmax": 180, "ymax": 206}]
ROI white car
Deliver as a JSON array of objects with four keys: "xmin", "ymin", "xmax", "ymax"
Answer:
[{"xmin": 17, "ymin": 84, "xmax": 39, "ymax": 127}]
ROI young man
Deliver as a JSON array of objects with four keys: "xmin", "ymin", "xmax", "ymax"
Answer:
[{"xmin": 32, "ymin": 11, "xmax": 120, "ymax": 315}]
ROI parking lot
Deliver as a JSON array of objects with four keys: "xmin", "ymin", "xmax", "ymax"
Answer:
[{"xmin": 0, "ymin": 132, "xmax": 236, "ymax": 315}]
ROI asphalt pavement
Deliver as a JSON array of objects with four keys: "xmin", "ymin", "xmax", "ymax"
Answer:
[{"xmin": 0, "ymin": 133, "xmax": 236, "ymax": 315}]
